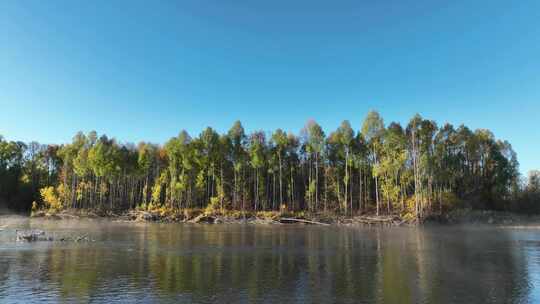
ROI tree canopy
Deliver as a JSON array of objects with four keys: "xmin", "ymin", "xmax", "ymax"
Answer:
[{"xmin": 0, "ymin": 112, "xmax": 536, "ymax": 217}]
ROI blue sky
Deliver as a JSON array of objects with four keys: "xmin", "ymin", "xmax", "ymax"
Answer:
[{"xmin": 0, "ymin": 0, "xmax": 538, "ymax": 174}]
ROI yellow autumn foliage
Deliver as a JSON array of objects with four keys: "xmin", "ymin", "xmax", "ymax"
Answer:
[{"xmin": 40, "ymin": 186, "xmax": 63, "ymax": 211}]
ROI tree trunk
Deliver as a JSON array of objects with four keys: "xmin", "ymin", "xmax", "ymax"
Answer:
[
  {"xmin": 279, "ymin": 154, "xmax": 283, "ymax": 206},
  {"xmin": 315, "ymin": 153, "xmax": 319, "ymax": 212},
  {"xmin": 359, "ymin": 166, "xmax": 363, "ymax": 213},
  {"xmin": 344, "ymin": 150, "xmax": 349, "ymax": 214}
]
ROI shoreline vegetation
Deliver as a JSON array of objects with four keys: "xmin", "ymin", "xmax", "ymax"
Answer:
[
  {"xmin": 32, "ymin": 207, "xmax": 409, "ymax": 226},
  {"xmin": 2, "ymin": 111, "xmax": 539, "ymax": 226},
  {"xmin": 29, "ymin": 207, "xmax": 540, "ymax": 228}
]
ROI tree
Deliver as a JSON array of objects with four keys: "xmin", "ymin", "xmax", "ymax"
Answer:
[
  {"xmin": 285, "ymin": 133, "xmax": 300, "ymax": 210},
  {"xmin": 376, "ymin": 122, "xmax": 407, "ymax": 213},
  {"xmin": 304, "ymin": 120, "xmax": 325, "ymax": 212},
  {"xmin": 337, "ymin": 121, "xmax": 354, "ymax": 214},
  {"xmin": 271, "ymin": 129, "xmax": 288, "ymax": 208},
  {"xmin": 228, "ymin": 121, "xmax": 247, "ymax": 210},
  {"xmin": 362, "ymin": 111, "xmax": 385, "ymax": 215},
  {"xmin": 0, "ymin": 112, "xmax": 529, "ymax": 218},
  {"xmin": 249, "ymin": 131, "xmax": 266, "ymax": 211},
  {"xmin": 199, "ymin": 127, "xmax": 220, "ymax": 205},
  {"xmin": 527, "ymin": 171, "xmax": 540, "ymax": 193}
]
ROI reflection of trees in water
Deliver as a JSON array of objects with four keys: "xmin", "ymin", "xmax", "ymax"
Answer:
[
  {"xmin": 1, "ymin": 226, "xmax": 532, "ymax": 303},
  {"xmin": 0, "ymin": 253, "xmax": 10, "ymax": 290},
  {"xmin": 415, "ymin": 228, "xmax": 530, "ymax": 304}
]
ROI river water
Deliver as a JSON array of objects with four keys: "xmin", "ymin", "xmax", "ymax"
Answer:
[{"xmin": 0, "ymin": 218, "xmax": 539, "ymax": 303}]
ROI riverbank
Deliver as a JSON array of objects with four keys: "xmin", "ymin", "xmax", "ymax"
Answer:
[
  {"xmin": 31, "ymin": 208, "xmax": 413, "ymax": 227},
  {"xmin": 424, "ymin": 209, "xmax": 540, "ymax": 227},
  {"xmin": 29, "ymin": 208, "xmax": 540, "ymax": 228}
]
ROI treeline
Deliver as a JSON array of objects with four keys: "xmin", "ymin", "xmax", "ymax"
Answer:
[
  {"xmin": 1, "ymin": 111, "xmax": 538, "ymax": 217},
  {"xmin": 0, "ymin": 138, "xmax": 59, "ymax": 212}
]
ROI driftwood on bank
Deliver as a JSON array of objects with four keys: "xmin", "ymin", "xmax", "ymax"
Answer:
[
  {"xmin": 189, "ymin": 214, "xmax": 217, "ymax": 224},
  {"xmin": 341, "ymin": 216, "xmax": 408, "ymax": 226},
  {"xmin": 279, "ymin": 218, "xmax": 331, "ymax": 226}
]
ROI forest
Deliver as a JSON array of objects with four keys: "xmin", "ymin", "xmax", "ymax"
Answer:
[{"xmin": 1, "ymin": 111, "xmax": 539, "ymax": 218}]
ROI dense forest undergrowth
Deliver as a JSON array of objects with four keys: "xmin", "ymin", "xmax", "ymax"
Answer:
[{"xmin": 1, "ymin": 111, "xmax": 539, "ymax": 222}]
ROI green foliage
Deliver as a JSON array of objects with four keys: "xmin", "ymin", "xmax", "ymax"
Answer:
[
  {"xmin": 362, "ymin": 111, "xmax": 384, "ymax": 142},
  {"xmin": 88, "ymin": 136, "xmax": 121, "ymax": 179},
  {"xmin": 0, "ymin": 112, "xmax": 528, "ymax": 218},
  {"xmin": 204, "ymin": 197, "xmax": 221, "ymax": 215},
  {"xmin": 151, "ymin": 184, "xmax": 162, "ymax": 205},
  {"xmin": 306, "ymin": 120, "xmax": 325, "ymax": 154},
  {"xmin": 249, "ymin": 132, "xmax": 266, "ymax": 169}
]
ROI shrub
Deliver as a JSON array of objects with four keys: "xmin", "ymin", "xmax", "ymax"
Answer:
[
  {"xmin": 204, "ymin": 197, "xmax": 221, "ymax": 215},
  {"xmin": 40, "ymin": 186, "xmax": 63, "ymax": 211},
  {"xmin": 255, "ymin": 211, "xmax": 280, "ymax": 220},
  {"xmin": 31, "ymin": 201, "xmax": 38, "ymax": 212},
  {"xmin": 440, "ymin": 192, "xmax": 461, "ymax": 211}
]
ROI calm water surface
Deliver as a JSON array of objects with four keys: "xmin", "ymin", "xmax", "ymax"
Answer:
[{"xmin": 0, "ymin": 217, "xmax": 539, "ymax": 303}]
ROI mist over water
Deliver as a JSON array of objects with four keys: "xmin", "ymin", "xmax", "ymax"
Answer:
[{"xmin": 0, "ymin": 218, "xmax": 538, "ymax": 303}]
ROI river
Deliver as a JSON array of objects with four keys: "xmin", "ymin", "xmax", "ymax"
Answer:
[{"xmin": 0, "ymin": 218, "xmax": 539, "ymax": 303}]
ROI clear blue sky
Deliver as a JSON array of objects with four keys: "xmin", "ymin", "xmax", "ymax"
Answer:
[{"xmin": 0, "ymin": 0, "xmax": 538, "ymax": 174}]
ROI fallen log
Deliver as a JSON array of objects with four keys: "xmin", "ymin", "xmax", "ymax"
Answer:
[
  {"xmin": 359, "ymin": 216, "xmax": 395, "ymax": 222},
  {"xmin": 344, "ymin": 215, "xmax": 406, "ymax": 226},
  {"xmin": 392, "ymin": 220, "xmax": 405, "ymax": 226},
  {"xmin": 279, "ymin": 218, "xmax": 330, "ymax": 226},
  {"xmin": 189, "ymin": 214, "xmax": 216, "ymax": 223}
]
